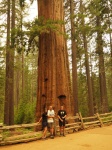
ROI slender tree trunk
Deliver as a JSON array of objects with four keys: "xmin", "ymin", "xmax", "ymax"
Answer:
[
  {"xmin": 69, "ymin": 0, "xmax": 78, "ymax": 115},
  {"xmin": 90, "ymin": 56, "xmax": 98, "ymax": 113},
  {"xmin": 9, "ymin": 0, "xmax": 15, "ymax": 125},
  {"xmin": 15, "ymin": 71, "xmax": 20, "ymax": 108},
  {"xmin": 31, "ymin": 65, "xmax": 34, "ymax": 103},
  {"xmin": 20, "ymin": 3, "xmax": 24, "ymax": 98},
  {"xmin": 4, "ymin": 0, "xmax": 15, "ymax": 125},
  {"xmin": 36, "ymin": 0, "xmax": 72, "ymax": 120},
  {"xmin": 108, "ymin": 8, "xmax": 112, "ymax": 104},
  {"xmin": 4, "ymin": 0, "xmax": 11, "ymax": 125},
  {"xmin": 15, "ymin": 55, "xmax": 20, "ymax": 109},
  {"xmin": 80, "ymin": 0, "xmax": 94, "ymax": 116},
  {"xmin": 22, "ymin": 51, "xmax": 24, "ymax": 97},
  {"xmin": 83, "ymin": 34, "xmax": 94, "ymax": 116},
  {"xmin": 96, "ymin": 16, "xmax": 108, "ymax": 113}
]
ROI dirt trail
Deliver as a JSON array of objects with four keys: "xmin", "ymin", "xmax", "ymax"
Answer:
[{"xmin": 1, "ymin": 125, "xmax": 112, "ymax": 150}]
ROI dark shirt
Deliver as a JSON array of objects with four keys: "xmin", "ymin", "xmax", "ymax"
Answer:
[
  {"xmin": 42, "ymin": 112, "xmax": 47, "ymax": 123},
  {"xmin": 58, "ymin": 110, "xmax": 67, "ymax": 120}
]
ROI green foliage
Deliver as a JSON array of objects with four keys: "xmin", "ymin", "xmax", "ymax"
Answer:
[
  {"xmin": 25, "ymin": 17, "xmax": 65, "ymax": 52},
  {"xmin": 19, "ymin": 0, "xmax": 26, "ymax": 8},
  {"xmin": 14, "ymin": 53, "xmax": 37, "ymax": 124},
  {"xmin": 0, "ymin": 47, "xmax": 5, "ymax": 122},
  {"xmin": 2, "ymin": 131, "xmax": 10, "ymax": 139},
  {"xmin": 14, "ymin": 100, "xmax": 36, "ymax": 124},
  {"xmin": 31, "ymin": 17, "xmax": 64, "ymax": 34},
  {"xmin": 14, "ymin": 17, "xmax": 65, "ymax": 54},
  {"xmin": 78, "ymin": 72, "xmax": 88, "ymax": 116}
]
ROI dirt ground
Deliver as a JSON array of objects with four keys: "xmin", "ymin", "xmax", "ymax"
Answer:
[{"xmin": 1, "ymin": 125, "xmax": 112, "ymax": 150}]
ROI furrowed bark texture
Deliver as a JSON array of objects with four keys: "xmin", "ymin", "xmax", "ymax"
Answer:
[{"xmin": 36, "ymin": 0, "xmax": 72, "ymax": 120}]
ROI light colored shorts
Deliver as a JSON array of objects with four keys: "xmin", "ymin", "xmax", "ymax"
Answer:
[{"xmin": 48, "ymin": 122, "xmax": 54, "ymax": 128}]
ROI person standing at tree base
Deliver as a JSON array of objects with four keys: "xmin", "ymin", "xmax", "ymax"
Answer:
[
  {"xmin": 38, "ymin": 108, "xmax": 48, "ymax": 139},
  {"xmin": 58, "ymin": 105, "xmax": 67, "ymax": 136},
  {"xmin": 47, "ymin": 106, "xmax": 55, "ymax": 139}
]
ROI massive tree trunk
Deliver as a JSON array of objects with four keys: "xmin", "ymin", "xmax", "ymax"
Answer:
[{"xmin": 36, "ymin": 0, "xmax": 72, "ymax": 120}]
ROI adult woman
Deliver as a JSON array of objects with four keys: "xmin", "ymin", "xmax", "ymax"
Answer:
[{"xmin": 38, "ymin": 108, "xmax": 48, "ymax": 139}]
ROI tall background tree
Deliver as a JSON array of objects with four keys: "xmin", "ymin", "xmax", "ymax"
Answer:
[
  {"xmin": 4, "ymin": 0, "xmax": 15, "ymax": 125},
  {"xmin": 69, "ymin": 0, "xmax": 79, "ymax": 115},
  {"xmin": 88, "ymin": 0, "xmax": 109, "ymax": 113}
]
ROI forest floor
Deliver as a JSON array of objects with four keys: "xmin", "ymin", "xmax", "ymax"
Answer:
[{"xmin": 0, "ymin": 125, "xmax": 112, "ymax": 150}]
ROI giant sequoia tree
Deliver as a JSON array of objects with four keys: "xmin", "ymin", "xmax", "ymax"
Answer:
[{"xmin": 36, "ymin": 0, "xmax": 72, "ymax": 119}]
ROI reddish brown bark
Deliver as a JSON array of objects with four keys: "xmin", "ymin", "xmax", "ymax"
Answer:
[
  {"xmin": 36, "ymin": 0, "xmax": 72, "ymax": 120},
  {"xmin": 70, "ymin": 0, "xmax": 78, "ymax": 115},
  {"xmin": 4, "ymin": 0, "xmax": 15, "ymax": 125}
]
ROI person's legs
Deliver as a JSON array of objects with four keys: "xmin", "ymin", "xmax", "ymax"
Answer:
[
  {"xmin": 60, "ymin": 126, "xmax": 65, "ymax": 136},
  {"xmin": 51, "ymin": 127, "xmax": 53, "ymax": 135},
  {"xmin": 42, "ymin": 122, "xmax": 47, "ymax": 139},
  {"xmin": 62, "ymin": 120, "xmax": 66, "ymax": 136},
  {"xmin": 59, "ymin": 126, "xmax": 61, "ymax": 135},
  {"xmin": 62, "ymin": 126, "xmax": 65, "ymax": 136},
  {"xmin": 59, "ymin": 121, "xmax": 65, "ymax": 136},
  {"xmin": 43, "ymin": 126, "xmax": 47, "ymax": 138},
  {"xmin": 59, "ymin": 121, "xmax": 62, "ymax": 135},
  {"xmin": 60, "ymin": 126, "xmax": 63, "ymax": 135},
  {"xmin": 48, "ymin": 123, "xmax": 54, "ymax": 138},
  {"xmin": 50, "ymin": 123, "xmax": 54, "ymax": 138}
]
